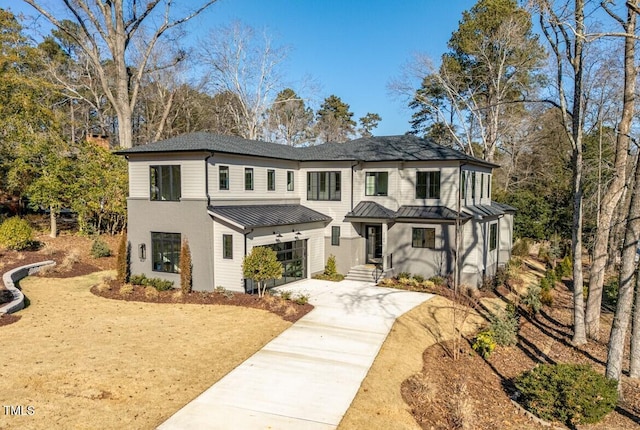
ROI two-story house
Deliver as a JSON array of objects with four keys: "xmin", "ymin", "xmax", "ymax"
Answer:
[{"xmin": 117, "ymin": 133, "xmax": 515, "ymax": 292}]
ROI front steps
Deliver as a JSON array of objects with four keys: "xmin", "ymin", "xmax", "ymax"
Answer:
[{"xmin": 345, "ymin": 265, "xmax": 390, "ymax": 283}]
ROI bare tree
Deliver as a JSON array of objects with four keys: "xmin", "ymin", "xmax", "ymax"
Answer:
[
  {"xmin": 585, "ymin": 1, "xmax": 637, "ymax": 340},
  {"xmin": 23, "ymin": 0, "xmax": 217, "ymax": 148},
  {"xmin": 199, "ymin": 22, "xmax": 289, "ymax": 140},
  {"xmin": 537, "ymin": 0, "xmax": 588, "ymax": 345}
]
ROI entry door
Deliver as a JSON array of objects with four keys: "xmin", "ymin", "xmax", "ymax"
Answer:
[{"xmin": 366, "ymin": 225, "xmax": 383, "ymax": 264}]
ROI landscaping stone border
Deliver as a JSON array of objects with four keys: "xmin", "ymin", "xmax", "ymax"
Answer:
[
  {"xmin": 0, "ymin": 260, "xmax": 56, "ymax": 315},
  {"xmin": 510, "ymin": 392, "xmax": 568, "ymax": 430}
]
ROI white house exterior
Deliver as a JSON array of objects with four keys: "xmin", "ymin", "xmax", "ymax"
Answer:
[{"xmin": 118, "ymin": 133, "xmax": 515, "ymax": 292}]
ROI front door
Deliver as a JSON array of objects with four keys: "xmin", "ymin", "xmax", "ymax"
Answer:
[{"xmin": 366, "ymin": 225, "xmax": 382, "ymax": 264}]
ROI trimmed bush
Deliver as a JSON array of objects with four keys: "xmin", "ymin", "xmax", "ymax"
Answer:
[
  {"xmin": 180, "ymin": 239, "xmax": 192, "ymax": 295},
  {"xmin": 413, "ymin": 274, "xmax": 425, "ymax": 283},
  {"xmin": 0, "ymin": 217, "xmax": 33, "ymax": 250},
  {"xmin": 472, "ymin": 329, "xmax": 496, "ymax": 358},
  {"xmin": 90, "ymin": 238, "xmax": 111, "ymax": 258},
  {"xmin": 429, "ymin": 275, "xmax": 445, "ymax": 287},
  {"xmin": 514, "ymin": 364, "xmax": 618, "ymax": 425},
  {"xmin": 489, "ymin": 306, "xmax": 519, "ymax": 346},
  {"xmin": 129, "ymin": 273, "xmax": 174, "ymax": 291}
]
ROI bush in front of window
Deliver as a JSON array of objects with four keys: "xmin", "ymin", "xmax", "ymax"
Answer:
[
  {"xmin": 0, "ymin": 217, "xmax": 34, "ymax": 251},
  {"xmin": 180, "ymin": 239, "xmax": 192, "ymax": 295}
]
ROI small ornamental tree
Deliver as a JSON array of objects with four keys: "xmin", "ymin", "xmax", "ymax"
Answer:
[
  {"xmin": 116, "ymin": 233, "xmax": 130, "ymax": 284},
  {"xmin": 242, "ymin": 246, "xmax": 283, "ymax": 298},
  {"xmin": 180, "ymin": 239, "xmax": 192, "ymax": 295}
]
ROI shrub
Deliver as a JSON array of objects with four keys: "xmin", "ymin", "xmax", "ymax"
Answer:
[
  {"xmin": 539, "ymin": 277, "xmax": 551, "ymax": 292},
  {"xmin": 511, "ymin": 238, "xmax": 531, "ymax": 257},
  {"xmin": 429, "ymin": 275, "xmax": 445, "ymax": 287},
  {"xmin": 0, "ymin": 217, "xmax": 33, "ymax": 250},
  {"xmin": 116, "ymin": 234, "xmax": 130, "ymax": 284},
  {"xmin": 413, "ymin": 274, "xmax": 425, "ymax": 283},
  {"xmin": 604, "ymin": 278, "xmax": 619, "ymax": 307},
  {"xmin": 397, "ymin": 272, "xmax": 411, "ymax": 280},
  {"xmin": 60, "ymin": 249, "xmax": 81, "ymax": 271},
  {"xmin": 129, "ymin": 273, "xmax": 173, "ymax": 291},
  {"xmin": 130, "ymin": 274, "xmax": 148, "ymax": 285},
  {"xmin": 90, "ymin": 238, "xmax": 111, "ymax": 258},
  {"xmin": 279, "ymin": 290, "xmax": 293, "ymax": 301},
  {"xmin": 119, "ymin": 284, "xmax": 133, "ymax": 295},
  {"xmin": 325, "ymin": 254, "xmax": 338, "ymax": 277},
  {"xmin": 295, "ymin": 294, "xmax": 309, "ymax": 305},
  {"xmin": 180, "ymin": 239, "xmax": 192, "ymax": 295},
  {"xmin": 144, "ymin": 286, "xmax": 159, "ymax": 300},
  {"xmin": 522, "ymin": 284, "xmax": 543, "ymax": 315},
  {"xmin": 540, "ymin": 288, "xmax": 554, "ymax": 307},
  {"xmin": 514, "ymin": 364, "xmax": 618, "ymax": 425},
  {"xmin": 472, "ymin": 330, "xmax": 496, "ymax": 358},
  {"xmin": 489, "ymin": 306, "xmax": 519, "ymax": 347},
  {"xmin": 544, "ymin": 268, "xmax": 558, "ymax": 286},
  {"xmin": 556, "ymin": 255, "xmax": 572, "ymax": 278}
]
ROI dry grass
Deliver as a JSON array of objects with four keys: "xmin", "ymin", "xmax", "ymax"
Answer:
[
  {"xmin": 338, "ymin": 295, "xmax": 487, "ymax": 430},
  {"xmin": 0, "ymin": 271, "xmax": 290, "ymax": 430}
]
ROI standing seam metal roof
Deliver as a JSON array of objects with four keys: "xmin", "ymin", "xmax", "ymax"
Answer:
[{"xmin": 208, "ymin": 204, "xmax": 332, "ymax": 229}]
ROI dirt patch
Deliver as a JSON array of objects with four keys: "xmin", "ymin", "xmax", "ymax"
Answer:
[
  {"xmin": 0, "ymin": 272, "xmax": 292, "ymax": 430},
  {"xmin": 0, "ymin": 313, "xmax": 21, "ymax": 327},
  {"xmin": 341, "ymin": 257, "xmax": 640, "ymax": 430},
  {"xmin": 91, "ymin": 280, "xmax": 313, "ymax": 323}
]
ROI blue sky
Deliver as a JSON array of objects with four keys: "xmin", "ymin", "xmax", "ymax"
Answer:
[{"xmin": 3, "ymin": 0, "xmax": 478, "ymax": 136}]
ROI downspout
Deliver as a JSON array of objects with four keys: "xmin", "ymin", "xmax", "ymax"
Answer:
[
  {"xmin": 350, "ymin": 161, "xmax": 359, "ymax": 211},
  {"xmin": 243, "ymin": 228, "xmax": 253, "ymax": 293},
  {"xmin": 205, "ymin": 152, "xmax": 214, "ymax": 207},
  {"xmin": 455, "ymin": 161, "xmax": 468, "ymax": 293}
]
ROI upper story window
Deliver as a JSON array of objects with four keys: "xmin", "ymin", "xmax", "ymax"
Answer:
[
  {"xmin": 307, "ymin": 171, "xmax": 341, "ymax": 201},
  {"xmin": 150, "ymin": 165, "xmax": 181, "ymax": 201},
  {"xmin": 481, "ymin": 173, "xmax": 484, "ymax": 199},
  {"xmin": 416, "ymin": 171, "xmax": 440, "ymax": 199},
  {"xmin": 460, "ymin": 171, "xmax": 467, "ymax": 198},
  {"xmin": 245, "ymin": 168, "xmax": 253, "ymax": 191},
  {"xmin": 365, "ymin": 172, "xmax": 388, "ymax": 196},
  {"xmin": 287, "ymin": 171, "xmax": 295, "ymax": 191},
  {"xmin": 219, "ymin": 165, "xmax": 229, "ymax": 190},
  {"xmin": 152, "ymin": 232, "xmax": 181, "ymax": 273},
  {"xmin": 487, "ymin": 174, "xmax": 491, "ymax": 199},
  {"xmin": 471, "ymin": 171, "xmax": 476, "ymax": 199},
  {"xmin": 267, "ymin": 169, "xmax": 276, "ymax": 191}
]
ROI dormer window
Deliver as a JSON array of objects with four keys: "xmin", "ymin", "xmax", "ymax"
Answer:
[{"xmin": 150, "ymin": 165, "xmax": 181, "ymax": 201}]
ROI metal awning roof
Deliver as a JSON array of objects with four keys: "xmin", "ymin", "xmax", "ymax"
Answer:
[{"xmin": 208, "ymin": 204, "xmax": 331, "ymax": 229}]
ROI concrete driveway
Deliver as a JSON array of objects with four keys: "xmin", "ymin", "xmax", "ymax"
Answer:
[{"xmin": 158, "ymin": 279, "xmax": 433, "ymax": 430}]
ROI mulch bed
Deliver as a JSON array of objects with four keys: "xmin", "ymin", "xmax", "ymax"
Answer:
[
  {"xmin": 0, "ymin": 313, "xmax": 21, "ymax": 327},
  {"xmin": 91, "ymin": 281, "xmax": 313, "ymax": 323},
  {"xmin": 402, "ymin": 265, "xmax": 640, "ymax": 430}
]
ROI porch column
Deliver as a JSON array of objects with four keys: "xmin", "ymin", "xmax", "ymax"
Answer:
[{"xmin": 382, "ymin": 222, "xmax": 388, "ymax": 271}]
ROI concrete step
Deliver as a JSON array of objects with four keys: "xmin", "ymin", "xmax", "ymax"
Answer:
[{"xmin": 345, "ymin": 265, "xmax": 387, "ymax": 283}]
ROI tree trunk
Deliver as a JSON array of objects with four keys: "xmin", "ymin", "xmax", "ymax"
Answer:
[
  {"xmin": 586, "ymin": 4, "xmax": 635, "ymax": 340},
  {"xmin": 49, "ymin": 206, "xmax": 57, "ymax": 238},
  {"xmin": 607, "ymin": 146, "xmax": 640, "ymax": 387},
  {"xmin": 629, "ymin": 265, "xmax": 640, "ymax": 377}
]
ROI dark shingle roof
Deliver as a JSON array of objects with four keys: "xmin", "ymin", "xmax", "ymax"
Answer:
[
  {"xmin": 346, "ymin": 201, "xmax": 397, "ymax": 219},
  {"xmin": 117, "ymin": 132, "xmax": 497, "ymax": 167},
  {"xmin": 395, "ymin": 205, "xmax": 470, "ymax": 221},
  {"xmin": 208, "ymin": 204, "xmax": 331, "ymax": 229}
]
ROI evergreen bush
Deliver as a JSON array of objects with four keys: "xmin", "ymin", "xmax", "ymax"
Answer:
[
  {"xmin": 116, "ymin": 234, "xmax": 130, "ymax": 283},
  {"xmin": 180, "ymin": 239, "xmax": 192, "ymax": 295},
  {"xmin": 489, "ymin": 306, "xmax": 519, "ymax": 346},
  {"xmin": 522, "ymin": 284, "xmax": 542, "ymax": 315},
  {"xmin": 90, "ymin": 238, "xmax": 111, "ymax": 258},
  {"xmin": 472, "ymin": 330, "xmax": 496, "ymax": 358},
  {"xmin": 324, "ymin": 254, "xmax": 338, "ymax": 277},
  {"xmin": 0, "ymin": 217, "xmax": 33, "ymax": 250},
  {"xmin": 514, "ymin": 364, "xmax": 618, "ymax": 425}
]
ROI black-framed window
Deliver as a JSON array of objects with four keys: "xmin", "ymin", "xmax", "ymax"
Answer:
[
  {"xmin": 460, "ymin": 171, "xmax": 467, "ymax": 198},
  {"xmin": 267, "ymin": 169, "xmax": 276, "ymax": 191},
  {"xmin": 481, "ymin": 173, "xmax": 484, "ymax": 199},
  {"xmin": 487, "ymin": 174, "xmax": 491, "ymax": 198},
  {"xmin": 151, "ymin": 232, "xmax": 181, "ymax": 273},
  {"xmin": 150, "ymin": 165, "xmax": 181, "ymax": 201},
  {"xmin": 412, "ymin": 228, "xmax": 435, "ymax": 249},
  {"xmin": 219, "ymin": 166, "xmax": 229, "ymax": 190},
  {"xmin": 287, "ymin": 171, "xmax": 294, "ymax": 191},
  {"xmin": 223, "ymin": 234, "xmax": 233, "ymax": 259},
  {"xmin": 489, "ymin": 224, "xmax": 497, "ymax": 251},
  {"xmin": 245, "ymin": 168, "xmax": 253, "ymax": 190},
  {"xmin": 307, "ymin": 171, "xmax": 341, "ymax": 201},
  {"xmin": 365, "ymin": 172, "xmax": 388, "ymax": 196},
  {"xmin": 471, "ymin": 171, "xmax": 476, "ymax": 199},
  {"xmin": 331, "ymin": 226, "xmax": 340, "ymax": 246},
  {"xmin": 416, "ymin": 171, "xmax": 440, "ymax": 199}
]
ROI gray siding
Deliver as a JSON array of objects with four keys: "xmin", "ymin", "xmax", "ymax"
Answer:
[{"xmin": 127, "ymin": 198, "xmax": 214, "ymax": 291}]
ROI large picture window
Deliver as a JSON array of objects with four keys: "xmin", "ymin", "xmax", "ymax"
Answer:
[
  {"xmin": 365, "ymin": 172, "xmax": 388, "ymax": 196},
  {"xmin": 245, "ymin": 168, "xmax": 253, "ymax": 190},
  {"xmin": 152, "ymin": 232, "xmax": 181, "ymax": 273},
  {"xmin": 219, "ymin": 166, "xmax": 229, "ymax": 190},
  {"xmin": 307, "ymin": 171, "xmax": 341, "ymax": 201},
  {"xmin": 412, "ymin": 228, "xmax": 435, "ymax": 249},
  {"xmin": 416, "ymin": 171, "xmax": 440, "ymax": 199},
  {"xmin": 150, "ymin": 165, "xmax": 181, "ymax": 201}
]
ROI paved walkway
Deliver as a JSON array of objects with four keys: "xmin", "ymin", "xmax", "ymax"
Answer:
[{"xmin": 158, "ymin": 279, "xmax": 433, "ymax": 430}]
